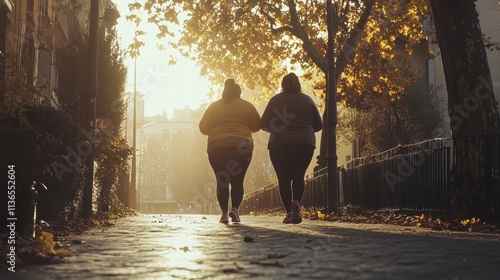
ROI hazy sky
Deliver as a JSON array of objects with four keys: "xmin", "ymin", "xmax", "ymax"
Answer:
[{"xmin": 114, "ymin": 1, "xmax": 212, "ymax": 117}]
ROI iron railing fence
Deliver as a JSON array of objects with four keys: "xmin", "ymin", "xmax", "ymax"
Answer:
[
  {"xmin": 342, "ymin": 138, "xmax": 452, "ymax": 212},
  {"xmin": 302, "ymin": 167, "xmax": 328, "ymax": 210},
  {"xmin": 242, "ymin": 133, "xmax": 500, "ymax": 220},
  {"xmin": 490, "ymin": 133, "xmax": 500, "ymax": 219},
  {"xmin": 240, "ymin": 168, "xmax": 329, "ymax": 214},
  {"xmin": 240, "ymin": 182, "xmax": 281, "ymax": 214}
]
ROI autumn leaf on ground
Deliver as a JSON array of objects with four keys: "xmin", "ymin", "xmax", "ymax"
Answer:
[
  {"xmin": 267, "ymin": 252, "xmax": 286, "ymax": 259},
  {"xmin": 317, "ymin": 211, "xmax": 326, "ymax": 220}
]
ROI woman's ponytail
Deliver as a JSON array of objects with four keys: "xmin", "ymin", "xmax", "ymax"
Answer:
[{"xmin": 222, "ymin": 79, "xmax": 241, "ymax": 101}]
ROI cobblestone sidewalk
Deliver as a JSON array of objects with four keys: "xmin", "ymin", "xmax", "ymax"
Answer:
[{"xmin": 3, "ymin": 214, "xmax": 500, "ymax": 279}]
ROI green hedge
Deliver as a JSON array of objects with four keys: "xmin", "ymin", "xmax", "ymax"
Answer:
[{"xmin": 1, "ymin": 106, "xmax": 86, "ymax": 224}]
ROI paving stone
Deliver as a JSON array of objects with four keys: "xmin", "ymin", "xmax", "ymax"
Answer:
[{"xmin": 2, "ymin": 214, "xmax": 500, "ymax": 279}]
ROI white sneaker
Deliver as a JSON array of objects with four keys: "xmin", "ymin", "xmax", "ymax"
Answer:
[
  {"xmin": 229, "ymin": 208, "xmax": 240, "ymax": 223},
  {"xmin": 219, "ymin": 211, "xmax": 229, "ymax": 223}
]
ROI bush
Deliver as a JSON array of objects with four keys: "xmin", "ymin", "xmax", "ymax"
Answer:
[{"xmin": 0, "ymin": 106, "xmax": 86, "ymax": 227}]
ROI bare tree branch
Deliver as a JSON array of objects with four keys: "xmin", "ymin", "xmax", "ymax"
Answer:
[
  {"xmin": 335, "ymin": 0, "xmax": 375, "ymax": 81},
  {"xmin": 287, "ymin": 0, "xmax": 328, "ymax": 72}
]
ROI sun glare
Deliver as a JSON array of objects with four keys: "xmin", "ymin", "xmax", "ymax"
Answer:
[
  {"xmin": 115, "ymin": 1, "xmax": 212, "ymax": 117},
  {"xmin": 153, "ymin": 219, "xmax": 206, "ymax": 278}
]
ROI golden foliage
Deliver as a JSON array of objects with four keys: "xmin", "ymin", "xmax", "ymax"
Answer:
[
  {"xmin": 35, "ymin": 231, "xmax": 56, "ymax": 255},
  {"xmin": 127, "ymin": 0, "xmax": 431, "ymax": 105},
  {"xmin": 301, "ymin": 208, "xmax": 500, "ymax": 233}
]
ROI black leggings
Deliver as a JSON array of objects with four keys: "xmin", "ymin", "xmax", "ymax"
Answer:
[
  {"xmin": 208, "ymin": 146, "xmax": 252, "ymax": 212},
  {"xmin": 269, "ymin": 143, "xmax": 314, "ymax": 212}
]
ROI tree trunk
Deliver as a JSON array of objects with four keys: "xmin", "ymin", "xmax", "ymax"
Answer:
[
  {"xmin": 316, "ymin": 0, "xmax": 375, "ymax": 169},
  {"xmin": 429, "ymin": 0, "xmax": 500, "ymax": 218}
]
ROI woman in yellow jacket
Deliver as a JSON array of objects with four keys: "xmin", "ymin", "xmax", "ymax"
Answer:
[{"xmin": 199, "ymin": 79, "xmax": 261, "ymax": 223}]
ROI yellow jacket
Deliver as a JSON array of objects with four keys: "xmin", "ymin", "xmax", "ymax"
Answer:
[{"xmin": 199, "ymin": 98, "xmax": 261, "ymax": 150}]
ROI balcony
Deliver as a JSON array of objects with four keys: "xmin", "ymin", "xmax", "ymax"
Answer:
[{"xmin": 40, "ymin": 0, "xmax": 69, "ymax": 48}]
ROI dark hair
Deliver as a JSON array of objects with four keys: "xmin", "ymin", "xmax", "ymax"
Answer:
[
  {"xmin": 281, "ymin": 72, "xmax": 301, "ymax": 93},
  {"xmin": 222, "ymin": 78, "xmax": 241, "ymax": 101}
]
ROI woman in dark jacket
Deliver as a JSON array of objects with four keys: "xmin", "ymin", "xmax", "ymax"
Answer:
[{"xmin": 261, "ymin": 73, "xmax": 323, "ymax": 224}]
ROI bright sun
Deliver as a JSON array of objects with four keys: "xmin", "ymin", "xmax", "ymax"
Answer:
[{"xmin": 115, "ymin": 1, "xmax": 213, "ymax": 118}]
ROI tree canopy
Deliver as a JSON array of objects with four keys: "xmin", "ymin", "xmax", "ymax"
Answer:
[
  {"xmin": 338, "ymin": 79, "xmax": 445, "ymax": 155},
  {"xmin": 127, "ymin": 0, "xmax": 429, "ymax": 106}
]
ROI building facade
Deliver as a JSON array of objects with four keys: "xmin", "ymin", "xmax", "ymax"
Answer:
[
  {"xmin": 0, "ymin": 0, "xmax": 108, "ymax": 106},
  {"xmin": 125, "ymin": 102, "xmax": 215, "ymax": 214},
  {"xmin": 1, "ymin": 0, "xmax": 72, "ymax": 105}
]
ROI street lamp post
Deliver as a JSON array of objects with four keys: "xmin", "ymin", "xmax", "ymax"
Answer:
[
  {"xmin": 326, "ymin": 0, "xmax": 340, "ymax": 214},
  {"xmin": 82, "ymin": 0, "xmax": 99, "ymax": 218},
  {"xmin": 130, "ymin": 56, "xmax": 137, "ymax": 209}
]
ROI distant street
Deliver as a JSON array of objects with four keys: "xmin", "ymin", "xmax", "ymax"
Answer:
[{"xmin": 3, "ymin": 214, "xmax": 500, "ymax": 279}]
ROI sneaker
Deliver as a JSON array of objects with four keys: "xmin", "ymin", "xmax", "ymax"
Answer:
[
  {"xmin": 282, "ymin": 212, "xmax": 293, "ymax": 224},
  {"xmin": 291, "ymin": 200, "xmax": 302, "ymax": 224},
  {"xmin": 229, "ymin": 208, "xmax": 241, "ymax": 223},
  {"xmin": 219, "ymin": 211, "xmax": 229, "ymax": 223}
]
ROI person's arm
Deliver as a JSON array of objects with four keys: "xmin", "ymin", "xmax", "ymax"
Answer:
[
  {"xmin": 260, "ymin": 98, "xmax": 274, "ymax": 133},
  {"xmin": 248, "ymin": 105, "xmax": 261, "ymax": 133},
  {"xmin": 199, "ymin": 106, "xmax": 212, "ymax": 135},
  {"xmin": 311, "ymin": 101, "xmax": 323, "ymax": 132}
]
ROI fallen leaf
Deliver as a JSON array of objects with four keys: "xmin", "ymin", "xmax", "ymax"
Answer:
[
  {"xmin": 267, "ymin": 253, "xmax": 285, "ymax": 259},
  {"xmin": 317, "ymin": 211, "xmax": 326, "ymax": 220}
]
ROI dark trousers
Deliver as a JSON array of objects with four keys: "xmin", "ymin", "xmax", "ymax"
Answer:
[
  {"xmin": 270, "ymin": 143, "xmax": 314, "ymax": 212},
  {"xmin": 208, "ymin": 146, "xmax": 252, "ymax": 212}
]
